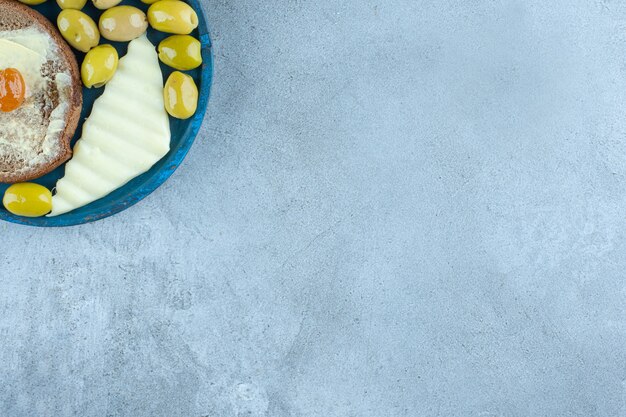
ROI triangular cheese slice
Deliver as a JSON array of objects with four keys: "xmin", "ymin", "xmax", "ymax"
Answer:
[{"xmin": 48, "ymin": 35, "xmax": 170, "ymax": 217}]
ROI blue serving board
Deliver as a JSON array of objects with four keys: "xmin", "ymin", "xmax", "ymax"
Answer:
[{"xmin": 0, "ymin": 0, "xmax": 213, "ymax": 227}]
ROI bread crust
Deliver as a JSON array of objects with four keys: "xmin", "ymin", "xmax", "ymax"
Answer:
[{"xmin": 0, "ymin": 0, "xmax": 82, "ymax": 183}]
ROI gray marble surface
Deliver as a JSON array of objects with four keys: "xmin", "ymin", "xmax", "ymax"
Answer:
[{"xmin": 2, "ymin": 0, "xmax": 626, "ymax": 416}]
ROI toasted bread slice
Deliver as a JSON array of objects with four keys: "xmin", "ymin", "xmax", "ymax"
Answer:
[{"xmin": 0, "ymin": 0, "xmax": 82, "ymax": 183}]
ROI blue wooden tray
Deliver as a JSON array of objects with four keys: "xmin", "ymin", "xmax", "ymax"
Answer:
[{"xmin": 0, "ymin": 0, "xmax": 213, "ymax": 227}]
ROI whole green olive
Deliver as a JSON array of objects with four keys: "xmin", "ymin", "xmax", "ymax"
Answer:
[
  {"xmin": 57, "ymin": 9, "xmax": 100, "ymax": 53},
  {"xmin": 92, "ymin": 0, "xmax": 122, "ymax": 10},
  {"xmin": 3, "ymin": 183, "xmax": 52, "ymax": 217},
  {"xmin": 158, "ymin": 35, "xmax": 202, "ymax": 70},
  {"xmin": 99, "ymin": 6, "xmax": 148, "ymax": 42},
  {"xmin": 164, "ymin": 71, "xmax": 198, "ymax": 119},
  {"xmin": 56, "ymin": 0, "xmax": 86, "ymax": 9},
  {"xmin": 81, "ymin": 44, "xmax": 118, "ymax": 88},
  {"xmin": 17, "ymin": 0, "xmax": 47, "ymax": 5},
  {"xmin": 148, "ymin": 1, "xmax": 198, "ymax": 35}
]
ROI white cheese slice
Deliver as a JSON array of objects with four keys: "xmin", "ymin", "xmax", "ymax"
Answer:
[{"xmin": 48, "ymin": 35, "xmax": 170, "ymax": 217}]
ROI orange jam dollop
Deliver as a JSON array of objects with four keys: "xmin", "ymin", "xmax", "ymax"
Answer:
[{"xmin": 0, "ymin": 68, "xmax": 26, "ymax": 112}]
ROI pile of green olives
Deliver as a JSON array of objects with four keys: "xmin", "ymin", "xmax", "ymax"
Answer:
[{"xmin": 19, "ymin": 0, "xmax": 202, "ymax": 120}]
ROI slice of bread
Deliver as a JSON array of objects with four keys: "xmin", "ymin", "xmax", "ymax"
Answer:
[{"xmin": 0, "ymin": 0, "xmax": 82, "ymax": 183}]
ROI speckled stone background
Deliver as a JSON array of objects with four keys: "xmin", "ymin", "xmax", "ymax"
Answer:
[{"xmin": 2, "ymin": 0, "xmax": 626, "ymax": 416}]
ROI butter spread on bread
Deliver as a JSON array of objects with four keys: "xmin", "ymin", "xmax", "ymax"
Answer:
[{"xmin": 0, "ymin": 30, "xmax": 71, "ymax": 164}]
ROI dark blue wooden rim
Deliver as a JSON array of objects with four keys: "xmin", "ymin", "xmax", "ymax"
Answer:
[{"xmin": 1, "ymin": 0, "xmax": 213, "ymax": 227}]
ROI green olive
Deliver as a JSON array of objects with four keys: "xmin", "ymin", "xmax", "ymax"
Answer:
[
  {"xmin": 92, "ymin": 0, "xmax": 122, "ymax": 10},
  {"xmin": 99, "ymin": 6, "xmax": 148, "ymax": 42},
  {"xmin": 158, "ymin": 35, "xmax": 202, "ymax": 70},
  {"xmin": 57, "ymin": 10, "xmax": 100, "ymax": 53},
  {"xmin": 3, "ymin": 183, "xmax": 52, "ymax": 217},
  {"xmin": 56, "ymin": 0, "xmax": 86, "ymax": 9},
  {"xmin": 81, "ymin": 44, "xmax": 118, "ymax": 88},
  {"xmin": 140, "ymin": 0, "xmax": 160, "ymax": 4},
  {"xmin": 148, "ymin": 1, "xmax": 198, "ymax": 35},
  {"xmin": 17, "ymin": 0, "xmax": 47, "ymax": 5},
  {"xmin": 164, "ymin": 71, "xmax": 198, "ymax": 119}
]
